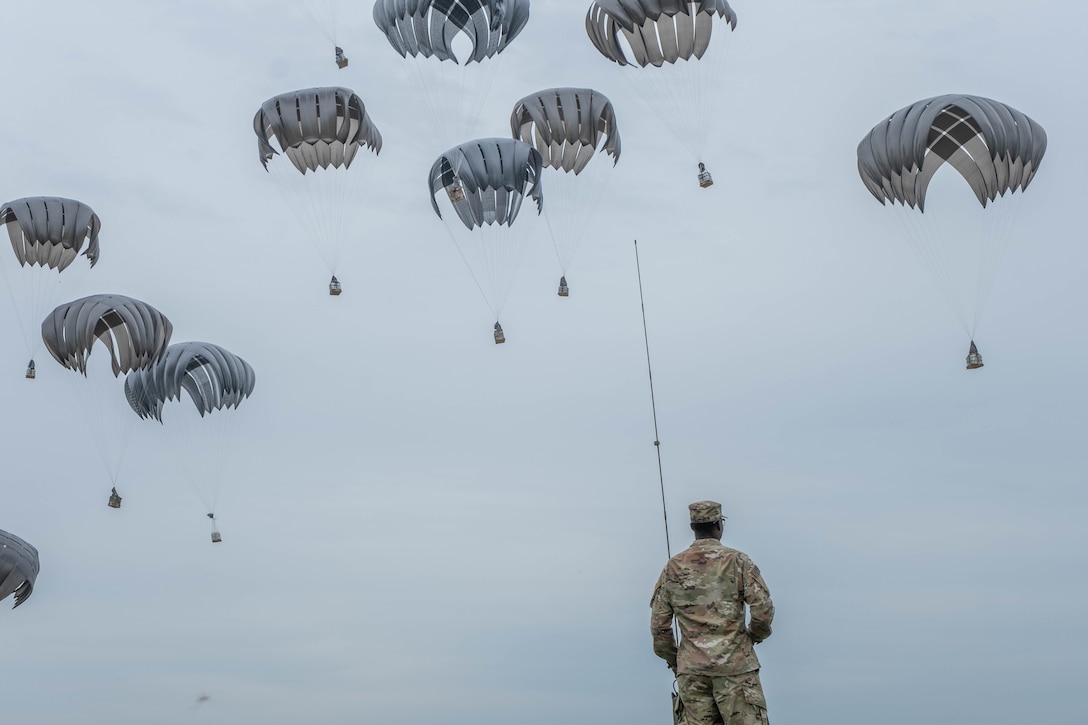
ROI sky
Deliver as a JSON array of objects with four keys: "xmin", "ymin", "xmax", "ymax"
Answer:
[{"xmin": 1, "ymin": 1, "xmax": 1086, "ymax": 723}]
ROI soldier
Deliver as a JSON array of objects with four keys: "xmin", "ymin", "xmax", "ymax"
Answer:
[{"xmin": 651, "ymin": 500, "xmax": 775, "ymax": 725}]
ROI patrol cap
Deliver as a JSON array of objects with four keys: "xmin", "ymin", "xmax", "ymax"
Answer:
[{"xmin": 689, "ymin": 500, "xmax": 725, "ymax": 524}]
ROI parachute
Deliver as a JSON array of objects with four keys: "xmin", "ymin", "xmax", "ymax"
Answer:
[
  {"xmin": 126, "ymin": 342, "xmax": 255, "ymax": 541},
  {"xmin": 510, "ymin": 88, "xmax": 621, "ymax": 175},
  {"xmin": 41, "ymin": 294, "xmax": 173, "ymax": 502},
  {"xmin": 1, "ymin": 197, "xmax": 100, "ymax": 271},
  {"xmin": 0, "ymin": 197, "xmax": 101, "ymax": 377},
  {"xmin": 857, "ymin": 94, "xmax": 1047, "ymax": 368},
  {"xmin": 373, "ymin": 0, "xmax": 529, "ymax": 62},
  {"xmin": 428, "ymin": 137, "xmax": 543, "ymax": 342},
  {"xmin": 0, "ymin": 528, "xmax": 38, "ymax": 609},
  {"xmin": 254, "ymin": 88, "xmax": 382, "ymax": 174},
  {"xmin": 373, "ymin": 0, "xmax": 531, "ymax": 152},
  {"xmin": 510, "ymin": 88, "xmax": 621, "ymax": 296},
  {"xmin": 428, "ymin": 138, "xmax": 543, "ymax": 226},
  {"xmin": 585, "ymin": 0, "xmax": 737, "ymax": 66},
  {"xmin": 857, "ymin": 94, "xmax": 1046, "ymax": 210},
  {"xmin": 125, "ymin": 342, "xmax": 255, "ymax": 422},
  {"xmin": 254, "ymin": 87, "xmax": 383, "ymax": 294},
  {"xmin": 41, "ymin": 294, "xmax": 173, "ymax": 377},
  {"xmin": 585, "ymin": 0, "xmax": 736, "ymax": 186}
]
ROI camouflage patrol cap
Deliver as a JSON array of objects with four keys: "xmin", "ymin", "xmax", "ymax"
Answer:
[{"xmin": 689, "ymin": 500, "xmax": 725, "ymax": 524}]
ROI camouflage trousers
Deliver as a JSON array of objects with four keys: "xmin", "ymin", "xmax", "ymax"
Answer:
[{"xmin": 675, "ymin": 670, "xmax": 768, "ymax": 725}]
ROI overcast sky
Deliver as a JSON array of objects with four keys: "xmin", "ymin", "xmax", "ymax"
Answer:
[{"xmin": 1, "ymin": 1, "xmax": 1086, "ymax": 724}]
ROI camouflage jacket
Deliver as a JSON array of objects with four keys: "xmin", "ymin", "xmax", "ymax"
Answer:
[{"xmin": 650, "ymin": 539, "xmax": 774, "ymax": 676}]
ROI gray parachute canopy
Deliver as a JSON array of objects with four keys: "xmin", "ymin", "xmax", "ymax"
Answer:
[
  {"xmin": 1, "ymin": 197, "xmax": 101, "ymax": 271},
  {"xmin": 373, "ymin": 0, "xmax": 530, "ymax": 63},
  {"xmin": 428, "ymin": 138, "xmax": 543, "ymax": 229},
  {"xmin": 0, "ymin": 528, "xmax": 39, "ymax": 609},
  {"xmin": 41, "ymin": 294, "xmax": 173, "ymax": 376},
  {"xmin": 857, "ymin": 94, "xmax": 1047, "ymax": 211},
  {"xmin": 125, "ymin": 342, "xmax": 256, "ymax": 422},
  {"xmin": 510, "ymin": 88, "xmax": 621, "ymax": 174},
  {"xmin": 254, "ymin": 87, "xmax": 383, "ymax": 174},
  {"xmin": 586, "ymin": 0, "xmax": 737, "ymax": 67}
]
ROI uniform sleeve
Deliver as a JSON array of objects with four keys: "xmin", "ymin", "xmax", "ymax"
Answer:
[
  {"xmin": 742, "ymin": 555, "xmax": 775, "ymax": 644},
  {"xmin": 649, "ymin": 568, "xmax": 678, "ymax": 668}
]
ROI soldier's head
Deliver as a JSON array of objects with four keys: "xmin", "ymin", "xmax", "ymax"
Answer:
[{"xmin": 688, "ymin": 500, "xmax": 725, "ymax": 540}]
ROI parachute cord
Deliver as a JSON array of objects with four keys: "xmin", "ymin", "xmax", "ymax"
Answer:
[
  {"xmin": 438, "ymin": 217, "xmax": 498, "ymax": 322},
  {"xmin": 973, "ymin": 191, "xmax": 1022, "ymax": 335},
  {"xmin": 0, "ymin": 256, "xmax": 34, "ymax": 357},
  {"xmin": 63, "ymin": 367, "xmax": 135, "ymax": 490},
  {"xmin": 301, "ymin": 0, "xmax": 338, "ymax": 46},
  {"xmin": 634, "ymin": 240, "xmax": 672, "ymax": 561}
]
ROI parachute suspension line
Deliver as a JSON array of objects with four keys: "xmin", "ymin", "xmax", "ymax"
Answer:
[
  {"xmin": 891, "ymin": 202, "xmax": 972, "ymax": 337},
  {"xmin": 307, "ymin": 161, "xmax": 356, "ymax": 275},
  {"xmin": 634, "ymin": 240, "xmax": 672, "ymax": 560},
  {"xmin": 0, "ymin": 240, "xmax": 92, "ymax": 364},
  {"xmin": 541, "ymin": 156, "xmax": 616, "ymax": 278},
  {"xmin": 0, "ymin": 256, "xmax": 34, "ymax": 357},
  {"xmin": 683, "ymin": 15, "xmax": 726, "ymax": 162},
  {"xmin": 63, "ymin": 366, "xmax": 136, "ymax": 490},
  {"xmin": 301, "ymin": 0, "xmax": 339, "ymax": 45},
  {"xmin": 400, "ymin": 47, "xmax": 506, "ymax": 156},
  {"xmin": 326, "ymin": 0, "xmax": 338, "ymax": 44},
  {"xmin": 890, "ymin": 184, "xmax": 1025, "ymax": 341},
  {"xmin": 161, "ymin": 400, "xmax": 245, "ymax": 521},
  {"xmin": 972, "ymin": 191, "xmax": 1022, "ymax": 334},
  {"xmin": 612, "ymin": 6, "xmax": 731, "ymax": 164},
  {"xmin": 438, "ymin": 219, "xmax": 498, "ymax": 322},
  {"xmin": 436, "ymin": 149, "xmax": 534, "ymax": 327},
  {"xmin": 266, "ymin": 151, "xmax": 373, "ymax": 278}
]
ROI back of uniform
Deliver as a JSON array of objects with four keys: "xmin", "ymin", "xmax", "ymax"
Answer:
[{"xmin": 650, "ymin": 501, "xmax": 774, "ymax": 725}]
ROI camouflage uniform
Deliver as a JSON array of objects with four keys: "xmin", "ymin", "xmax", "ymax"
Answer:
[{"xmin": 651, "ymin": 501, "xmax": 774, "ymax": 725}]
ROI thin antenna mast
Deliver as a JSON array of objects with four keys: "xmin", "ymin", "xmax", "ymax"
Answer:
[{"xmin": 634, "ymin": 240, "xmax": 672, "ymax": 559}]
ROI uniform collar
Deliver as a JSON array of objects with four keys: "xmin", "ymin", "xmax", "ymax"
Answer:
[{"xmin": 690, "ymin": 538, "xmax": 724, "ymax": 550}]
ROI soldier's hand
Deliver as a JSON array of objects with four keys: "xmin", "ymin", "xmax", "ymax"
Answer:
[{"xmin": 748, "ymin": 624, "xmax": 771, "ymax": 644}]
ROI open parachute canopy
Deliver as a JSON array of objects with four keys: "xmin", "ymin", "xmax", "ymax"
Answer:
[
  {"xmin": 1, "ymin": 197, "xmax": 101, "ymax": 271},
  {"xmin": 373, "ymin": 0, "xmax": 531, "ymax": 63},
  {"xmin": 428, "ymin": 137, "xmax": 543, "ymax": 229},
  {"xmin": 857, "ymin": 94, "xmax": 1047, "ymax": 211},
  {"xmin": 586, "ymin": 0, "xmax": 737, "ymax": 67},
  {"xmin": 0, "ymin": 528, "xmax": 39, "ymax": 609},
  {"xmin": 510, "ymin": 87, "xmax": 621, "ymax": 174},
  {"xmin": 510, "ymin": 88, "xmax": 620, "ymax": 292},
  {"xmin": 253, "ymin": 87, "xmax": 383, "ymax": 174},
  {"xmin": 41, "ymin": 294, "xmax": 173, "ymax": 376},
  {"xmin": 125, "ymin": 342, "xmax": 256, "ymax": 423}
]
